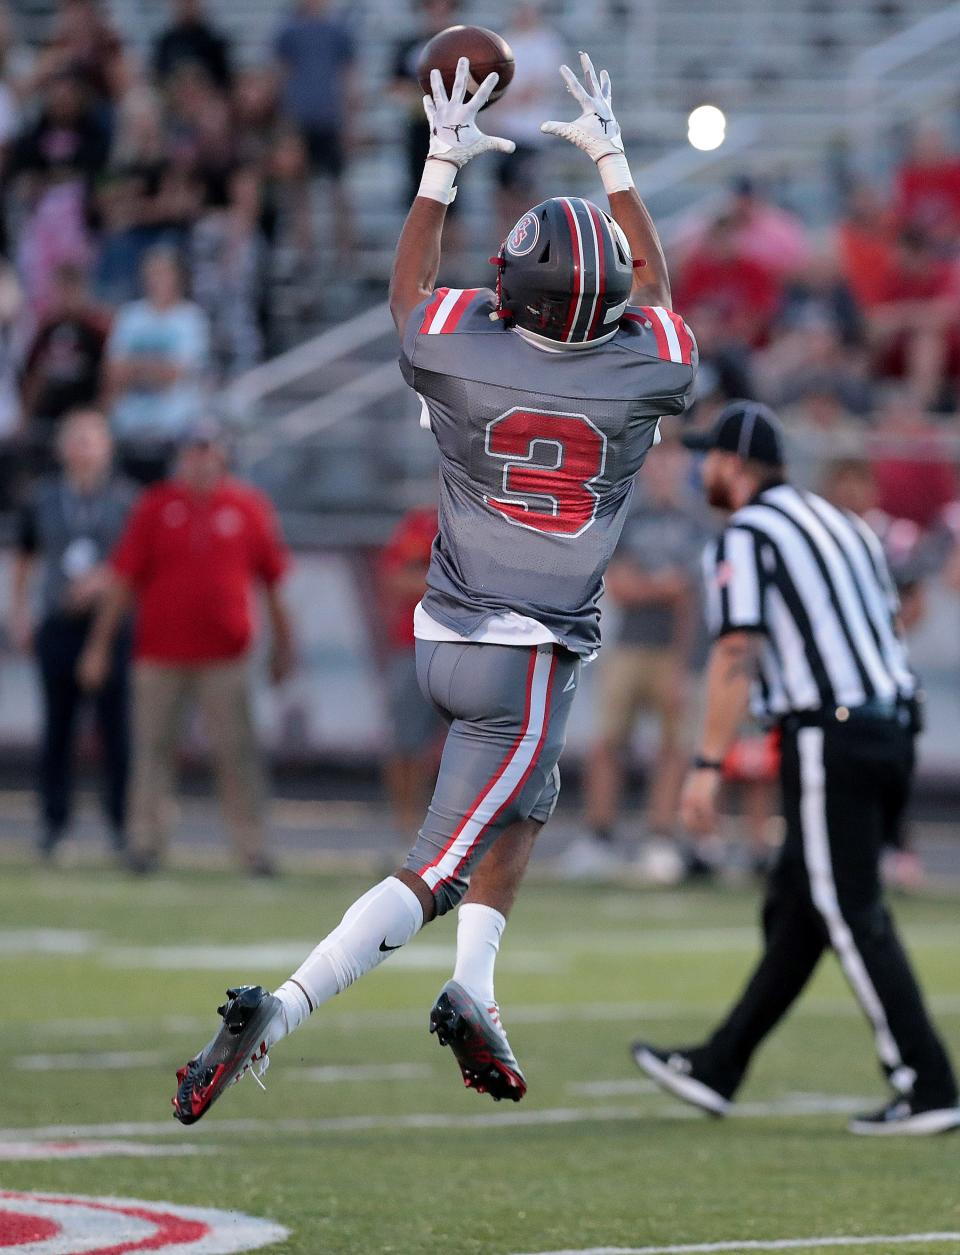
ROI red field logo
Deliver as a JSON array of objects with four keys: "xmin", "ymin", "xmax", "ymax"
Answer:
[{"xmin": 0, "ymin": 1191, "xmax": 287, "ymax": 1254}]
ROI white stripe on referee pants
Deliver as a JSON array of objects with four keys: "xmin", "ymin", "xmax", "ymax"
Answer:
[
  {"xmin": 421, "ymin": 648, "xmax": 554, "ymax": 891},
  {"xmin": 797, "ymin": 727, "xmax": 907, "ymax": 1078}
]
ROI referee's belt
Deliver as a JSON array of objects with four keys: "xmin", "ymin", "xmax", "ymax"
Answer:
[{"xmin": 782, "ymin": 697, "xmax": 918, "ymax": 731}]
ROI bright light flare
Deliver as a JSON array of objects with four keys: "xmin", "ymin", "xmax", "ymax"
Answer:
[{"xmin": 687, "ymin": 104, "xmax": 726, "ymax": 151}]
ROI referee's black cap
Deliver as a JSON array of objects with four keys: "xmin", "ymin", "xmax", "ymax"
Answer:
[{"xmin": 682, "ymin": 400, "xmax": 786, "ymax": 466}]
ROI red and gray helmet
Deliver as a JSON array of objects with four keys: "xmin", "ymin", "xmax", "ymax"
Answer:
[{"xmin": 493, "ymin": 197, "xmax": 634, "ymax": 347}]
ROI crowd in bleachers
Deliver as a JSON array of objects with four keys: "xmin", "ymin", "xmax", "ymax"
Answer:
[
  {"xmin": 0, "ymin": 0, "xmax": 360, "ymax": 496},
  {"xmin": 0, "ymin": 1, "xmax": 958, "ymax": 526},
  {"xmin": 3, "ymin": 0, "xmax": 960, "ymax": 878}
]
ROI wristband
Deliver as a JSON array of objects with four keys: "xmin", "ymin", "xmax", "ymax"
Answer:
[
  {"xmin": 417, "ymin": 158, "xmax": 458, "ymax": 205},
  {"xmin": 692, "ymin": 755, "xmax": 724, "ymax": 772},
  {"xmin": 597, "ymin": 151, "xmax": 634, "ymax": 195}
]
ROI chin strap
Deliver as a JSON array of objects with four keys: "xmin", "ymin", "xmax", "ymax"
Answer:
[{"xmin": 488, "ymin": 251, "xmax": 513, "ymax": 322}]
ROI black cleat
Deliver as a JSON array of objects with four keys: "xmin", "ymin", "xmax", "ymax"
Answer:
[
  {"xmin": 632, "ymin": 1041, "xmax": 733, "ymax": 1116},
  {"xmin": 172, "ymin": 985, "xmax": 280, "ymax": 1125},
  {"xmin": 848, "ymin": 1096, "xmax": 960, "ymax": 1136},
  {"xmin": 429, "ymin": 980, "xmax": 526, "ymax": 1102}
]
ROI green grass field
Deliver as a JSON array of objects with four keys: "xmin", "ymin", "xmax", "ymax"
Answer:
[{"xmin": 2, "ymin": 856, "xmax": 958, "ymax": 1254}]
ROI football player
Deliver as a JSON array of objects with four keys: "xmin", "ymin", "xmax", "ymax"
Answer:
[{"xmin": 173, "ymin": 52, "xmax": 697, "ymax": 1123}]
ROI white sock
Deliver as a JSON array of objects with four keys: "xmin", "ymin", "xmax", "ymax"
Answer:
[
  {"xmin": 265, "ymin": 877, "xmax": 424, "ymax": 1048},
  {"xmin": 452, "ymin": 903, "xmax": 506, "ymax": 1005}
]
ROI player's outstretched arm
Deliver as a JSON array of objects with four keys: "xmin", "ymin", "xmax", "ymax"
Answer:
[
  {"xmin": 389, "ymin": 57, "xmax": 515, "ymax": 333},
  {"xmin": 541, "ymin": 52, "xmax": 671, "ymax": 309}
]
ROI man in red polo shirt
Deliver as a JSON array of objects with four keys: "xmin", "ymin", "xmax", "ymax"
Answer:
[
  {"xmin": 78, "ymin": 418, "xmax": 293, "ymax": 874},
  {"xmin": 378, "ymin": 504, "xmax": 443, "ymax": 839}
]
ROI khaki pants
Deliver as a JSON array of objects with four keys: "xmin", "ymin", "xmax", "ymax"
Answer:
[
  {"xmin": 129, "ymin": 658, "xmax": 266, "ymax": 866},
  {"xmin": 595, "ymin": 644, "xmax": 691, "ymax": 752}
]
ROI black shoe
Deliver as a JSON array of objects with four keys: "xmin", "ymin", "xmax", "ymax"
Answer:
[
  {"xmin": 125, "ymin": 850, "xmax": 159, "ymax": 876},
  {"xmin": 848, "ymin": 1096, "xmax": 960, "ymax": 1136},
  {"xmin": 631, "ymin": 1041, "xmax": 733, "ymax": 1116},
  {"xmin": 246, "ymin": 855, "xmax": 278, "ymax": 879},
  {"xmin": 38, "ymin": 827, "xmax": 65, "ymax": 861},
  {"xmin": 172, "ymin": 985, "xmax": 281, "ymax": 1125},
  {"xmin": 429, "ymin": 980, "xmax": 526, "ymax": 1102}
]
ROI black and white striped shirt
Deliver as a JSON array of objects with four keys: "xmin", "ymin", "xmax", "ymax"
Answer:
[{"xmin": 703, "ymin": 483, "xmax": 915, "ymax": 719}]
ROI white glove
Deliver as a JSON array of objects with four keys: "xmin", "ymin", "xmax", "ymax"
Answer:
[
  {"xmin": 418, "ymin": 56, "xmax": 515, "ymax": 203},
  {"xmin": 540, "ymin": 51, "xmax": 634, "ymax": 193}
]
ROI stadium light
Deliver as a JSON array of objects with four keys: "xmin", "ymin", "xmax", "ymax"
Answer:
[{"xmin": 687, "ymin": 104, "xmax": 726, "ymax": 151}]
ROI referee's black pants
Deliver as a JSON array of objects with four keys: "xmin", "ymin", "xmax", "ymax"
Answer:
[
  {"xmin": 35, "ymin": 614, "xmax": 131, "ymax": 840},
  {"xmin": 704, "ymin": 716, "xmax": 957, "ymax": 1107}
]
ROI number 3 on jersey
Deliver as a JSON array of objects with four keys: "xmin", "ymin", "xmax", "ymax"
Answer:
[{"xmin": 483, "ymin": 407, "xmax": 608, "ymax": 538}]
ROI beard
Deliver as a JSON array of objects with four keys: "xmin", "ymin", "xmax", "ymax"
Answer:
[{"xmin": 706, "ymin": 477, "xmax": 734, "ymax": 510}]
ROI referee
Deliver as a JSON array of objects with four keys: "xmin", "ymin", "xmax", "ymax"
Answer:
[{"xmin": 632, "ymin": 400, "xmax": 959, "ymax": 1136}]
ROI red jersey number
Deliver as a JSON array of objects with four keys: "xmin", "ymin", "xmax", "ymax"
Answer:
[{"xmin": 483, "ymin": 408, "xmax": 607, "ymax": 537}]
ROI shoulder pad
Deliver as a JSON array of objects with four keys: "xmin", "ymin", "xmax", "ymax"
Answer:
[{"xmin": 620, "ymin": 305, "xmax": 696, "ymax": 366}]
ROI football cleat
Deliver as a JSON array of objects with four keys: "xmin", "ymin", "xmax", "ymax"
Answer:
[
  {"xmin": 172, "ymin": 985, "xmax": 280, "ymax": 1125},
  {"xmin": 848, "ymin": 1096, "xmax": 960, "ymax": 1136},
  {"xmin": 631, "ymin": 1041, "xmax": 733, "ymax": 1116},
  {"xmin": 429, "ymin": 979, "xmax": 526, "ymax": 1102}
]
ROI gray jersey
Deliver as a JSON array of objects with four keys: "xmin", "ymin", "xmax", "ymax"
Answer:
[
  {"xmin": 400, "ymin": 287, "xmax": 697, "ymax": 656},
  {"xmin": 17, "ymin": 473, "xmax": 138, "ymax": 619}
]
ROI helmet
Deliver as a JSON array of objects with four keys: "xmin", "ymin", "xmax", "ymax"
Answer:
[{"xmin": 494, "ymin": 197, "xmax": 633, "ymax": 347}]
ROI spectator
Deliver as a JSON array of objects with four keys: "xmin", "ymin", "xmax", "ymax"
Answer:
[
  {"xmin": 233, "ymin": 67, "xmax": 281, "ymax": 166},
  {"xmin": 95, "ymin": 91, "xmax": 201, "ymax": 304},
  {"xmin": 674, "ymin": 175, "xmax": 810, "ymax": 282},
  {"xmin": 105, "ymin": 246, "xmax": 210, "ymax": 478},
  {"xmin": 758, "ymin": 312, "xmax": 872, "ymax": 417},
  {"xmin": 273, "ymin": 0, "xmax": 358, "ymax": 257},
  {"xmin": 20, "ymin": 262, "xmax": 110, "ymax": 440},
  {"xmin": 723, "ymin": 175, "xmax": 810, "ymax": 279},
  {"xmin": 836, "ymin": 181, "xmax": 896, "ymax": 309},
  {"xmin": 191, "ymin": 165, "xmax": 267, "ymax": 378},
  {"xmin": 7, "ymin": 70, "xmax": 108, "ymax": 313},
  {"xmin": 563, "ymin": 441, "xmax": 709, "ymax": 880},
  {"xmin": 894, "ymin": 123, "xmax": 960, "ymax": 248},
  {"xmin": 378, "ymin": 504, "xmax": 444, "ymax": 841},
  {"xmin": 0, "ymin": 4, "xmax": 23, "ymax": 196},
  {"xmin": 0, "ymin": 257, "xmax": 21, "ymax": 442},
  {"xmin": 776, "ymin": 249, "xmax": 864, "ymax": 348},
  {"xmin": 164, "ymin": 62, "xmax": 237, "ymax": 210},
  {"xmin": 9, "ymin": 409, "xmax": 136, "ymax": 859},
  {"xmin": 674, "ymin": 215, "xmax": 782, "ymax": 348},
  {"xmin": 485, "ymin": 2, "xmax": 566, "ymax": 238},
  {"xmin": 869, "ymin": 389, "xmax": 958, "ymax": 531},
  {"xmin": 34, "ymin": 0, "xmax": 125, "ymax": 108},
  {"xmin": 153, "ymin": 0, "xmax": 233, "ymax": 92},
  {"xmin": 866, "ymin": 227, "xmax": 960, "ymax": 409},
  {"xmin": 78, "ymin": 418, "xmax": 294, "ymax": 876},
  {"xmin": 390, "ymin": 0, "xmax": 459, "ymax": 206}
]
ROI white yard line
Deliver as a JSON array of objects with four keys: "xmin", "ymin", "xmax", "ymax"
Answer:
[
  {"xmin": 19, "ymin": 992, "xmax": 960, "ymax": 1044},
  {"xmin": 291, "ymin": 1063, "xmax": 432, "ymax": 1083},
  {"xmin": 512, "ymin": 1234, "xmax": 960, "ymax": 1255},
  {"xmin": 0, "ymin": 929, "xmax": 99, "ymax": 955},
  {"xmin": 99, "ymin": 941, "xmax": 558, "ymax": 973},
  {"xmin": 0, "ymin": 1139, "xmax": 209, "ymax": 1160},
  {"xmin": 0, "ymin": 1092, "xmax": 885, "ymax": 1143},
  {"xmin": 14, "ymin": 1051, "xmax": 168, "ymax": 1072}
]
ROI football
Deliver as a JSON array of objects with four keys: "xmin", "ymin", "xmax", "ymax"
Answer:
[{"xmin": 416, "ymin": 24, "xmax": 515, "ymax": 109}]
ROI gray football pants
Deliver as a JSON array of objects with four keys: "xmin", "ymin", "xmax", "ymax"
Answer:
[{"xmin": 405, "ymin": 640, "xmax": 580, "ymax": 915}]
